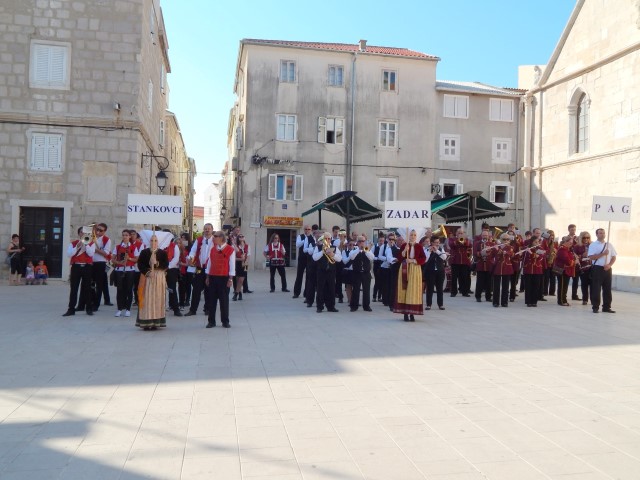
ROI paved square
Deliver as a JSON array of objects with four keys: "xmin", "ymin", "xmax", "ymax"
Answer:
[{"xmin": 1, "ymin": 271, "xmax": 639, "ymax": 479}]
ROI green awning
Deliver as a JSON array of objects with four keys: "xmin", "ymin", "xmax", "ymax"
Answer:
[
  {"xmin": 432, "ymin": 193, "xmax": 505, "ymax": 223},
  {"xmin": 301, "ymin": 191, "xmax": 382, "ymax": 224}
]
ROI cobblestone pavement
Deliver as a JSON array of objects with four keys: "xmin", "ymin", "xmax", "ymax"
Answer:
[{"xmin": 1, "ymin": 270, "xmax": 639, "ymax": 479}]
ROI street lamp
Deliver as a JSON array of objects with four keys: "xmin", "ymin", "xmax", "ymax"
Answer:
[{"xmin": 155, "ymin": 170, "xmax": 168, "ymax": 193}]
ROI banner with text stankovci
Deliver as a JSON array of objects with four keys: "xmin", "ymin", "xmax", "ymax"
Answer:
[
  {"xmin": 384, "ymin": 201, "xmax": 432, "ymax": 229},
  {"xmin": 127, "ymin": 194, "xmax": 184, "ymax": 225}
]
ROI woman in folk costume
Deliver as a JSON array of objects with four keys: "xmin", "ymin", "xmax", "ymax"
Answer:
[
  {"xmin": 136, "ymin": 230, "xmax": 171, "ymax": 330},
  {"xmin": 393, "ymin": 228, "xmax": 426, "ymax": 322}
]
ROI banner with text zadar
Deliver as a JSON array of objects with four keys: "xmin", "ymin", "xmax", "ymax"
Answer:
[
  {"xmin": 127, "ymin": 194, "xmax": 184, "ymax": 225},
  {"xmin": 384, "ymin": 201, "xmax": 432, "ymax": 229}
]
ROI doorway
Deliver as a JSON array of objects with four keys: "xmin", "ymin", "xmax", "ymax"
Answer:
[
  {"xmin": 265, "ymin": 228, "xmax": 295, "ymax": 267},
  {"xmin": 19, "ymin": 207, "xmax": 65, "ymax": 278}
]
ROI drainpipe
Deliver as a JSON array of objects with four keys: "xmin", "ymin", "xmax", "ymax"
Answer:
[{"xmin": 348, "ymin": 46, "xmax": 360, "ymax": 192}]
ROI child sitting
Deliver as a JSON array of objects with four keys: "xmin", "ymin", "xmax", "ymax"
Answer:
[
  {"xmin": 24, "ymin": 260, "xmax": 35, "ymax": 285},
  {"xmin": 34, "ymin": 259, "xmax": 49, "ymax": 285}
]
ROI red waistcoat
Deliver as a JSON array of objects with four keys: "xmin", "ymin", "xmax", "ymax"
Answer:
[
  {"xmin": 115, "ymin": 243, "xmax": 136, "ymax": 267},
  {"xmin": 209, "ymin": 243, "xmax": 234, "ymax": 276},
  {"xmin": 70, "ymin": 240, "xmax": 94, "ymax": 264},
  {"xmin": 267, "ymin": 243, "xmax": 284, "ymax": 259}
]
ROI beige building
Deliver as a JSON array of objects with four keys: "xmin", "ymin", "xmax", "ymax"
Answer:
[
  {"xmin": 522, "ymin": 0, "xmax": 640, "ymax": 292},
  {"xmin": 226, "ymin": 39, "xmax": 527, "ymax": 269},
  {"xmin": 0, "ymin": 0, "xmax": 194, "ymax": 279}
]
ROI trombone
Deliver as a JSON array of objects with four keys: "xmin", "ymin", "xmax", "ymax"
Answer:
[{"xmin": 321, "ymin": 237, "xmax": 336, "ymax": 264}]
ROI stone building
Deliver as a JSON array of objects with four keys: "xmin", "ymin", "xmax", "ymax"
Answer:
[
  {"xmin": 522, "ymin": 0, "xmax": 640, "ymax": 291},
  {"xmin": 225, "ymin": 39, "xmax": 524, "ymax": 269},
  {"xmin": 0, "ymin": 0, "xmax": 194, "ymax": 279}
]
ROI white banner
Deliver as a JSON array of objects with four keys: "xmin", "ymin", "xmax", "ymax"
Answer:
[
  {"xmin": 384, "ymin": 201, "xmax": 432, "ymax": 229},
  {"xmin": 127, "ymin": 194, "xmax": 184, "ymax": 225},
  {"xmin": 591, "ymin": 196, "xmax": 632, "ymax": 222}
]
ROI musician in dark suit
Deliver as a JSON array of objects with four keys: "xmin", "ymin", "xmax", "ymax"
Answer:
[
  {"xmin": 312, "ymin": 232, "xmax": 341, "ymax": 313},
  {"xmin": 348, "ymin": 236, "xmax": 375, "ymax": 312},
  {"xmin": 293, "ymin": 225, "xmax": 311, "ymax": 298},
  {"xmin": 424, "ymin": 236, "xmax": 448, "ymax": 310}
]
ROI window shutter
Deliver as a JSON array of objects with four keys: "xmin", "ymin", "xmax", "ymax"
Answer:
[
  {"xmin": 459, "ymin": 97, "xmax": 468, "ymax": 118},
  {"xmin": 294, "ymin": 175, "xmax": 303, "ymax": 201},
  {"xmin": 32, "ymin": 134, "xmax": 47, "ymax": 169},
  {"xmin": 455, "ymin": 184, "xmax": 464, "ymax": 195},
  {"xmin": 160, "ymin": 63, "xmax": 165, "ymax": 93},
  {"xmin": 335, "ymin": 119, "xmax": 344, "ymax": 144},
  {"xmin": 159, "ymin": 120, "xmax": 164, "ymax": 147},
  {"xmin": 49, "ymin": 46, "xmax": 65, "ymax": 85},
  {"xmin": 235, "ymin": 125, "xmax": 243, "ymax": 149},
  {"xmin": 490, "ymin": 99, "xmax": 499, "ymax": 121},
  {"xmin": 34, "ymin": 45, "xmax": 49, "ymax": 84},
  {"xmin": 325, "ymin": 177, "xmax": 333, "ymax": 197},
  {"xmin": 317, "ymin": 117, "xmax": 326, "ymax": 143},
  {"xmin": 489, "ymin": 185, "xmax": 496, "ymax": 203},
  {"xmin": 47, "ymin": 135, "xmax": 62, "ymax": 170},
  {"xmin": 148, "ymin": 80, "xmax": 153, "ymax": 111},
  {"xmin": 444, "ymin": 96, "xmax": 455, "ymax": 117},
  {"xmin": 268, "ymin": 174, "xmax": 276, "ymax": 200},
  {"xmin": 507, "ymin": 186, "xmax": 515, "ymax": 204},
  {"xmin": 336, "ymin": 176, "xmax": 343, "ymax": 193}
]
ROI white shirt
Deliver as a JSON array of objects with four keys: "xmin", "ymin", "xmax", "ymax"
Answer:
[
  {"xmin": 167, "ymin": 244, "xmax": 180, "ymax": 269},
  {"xmin": 67, "ymin": 240, "xmax": 95, "ymax": 259},
  {"xmin": 93, "ymin": 234, "xmax": 111, "ymax": 263},
  {"xmin": 189, "ymin": 235, "xmax": 214, "ymax": 268},
  {"xmin": 111, "ymin": 242, "xmax": 138, "ymax": 272},
  {"xmin": 312, "ymin": 244, "xmax": 342, "ymax": 262},
  {"xmin": 588, "ymin": 240, "xmax": 617, "ymax": 267},
  {"xmin": 380, "ymin": 243, "xmax": 397, "ymax": 268},
  {"xmin": 296, "ymin": 234, "xmax": 306, "ymax": 249},
  {"xmin": 305, "ymin": 236, "xmax": 319, "ymax": 255},
  {"xmin": 348, "ymin": 246, "xmax": 376, "ymax": 262}
]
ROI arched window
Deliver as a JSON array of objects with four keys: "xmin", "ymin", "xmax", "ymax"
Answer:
[{"xmin": 576, "ymin": 93, "xmax": 589, "ymax": 153}]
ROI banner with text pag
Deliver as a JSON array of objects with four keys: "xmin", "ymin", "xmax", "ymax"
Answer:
[
  {"xmin": 127, "ymin": 194, "xmax": 184, "ymax": 225},
  {"xmin": 384, "ymin": 201, "xmax": 432, "ymax": 229},
  {"xmin": 591, "ymin": 196, "xmax": 632, "ymax": 223}
]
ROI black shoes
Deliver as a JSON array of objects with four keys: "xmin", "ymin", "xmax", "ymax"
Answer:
[
  {"xmin": 245, "ymin": 290, "xmax": 253, "ymax": 294},
  {"xmin": 363, "ymin": 307, "xmax": 372, "ymax": 312},
  {"xmin": 206, "ymin": 322, "xmax": 216, "ymax": 328},
  {"xmin": 603, "ymin": 309, "xmax": 616, "ymax": 313},
  {"xmin": 270, "ymin": 289, "xmax": 275, "ymax": 293},
  {"xmin": 350, "ymin": 307, "xmax": 358, "ymax": 312},
  {"xmin": 86, "ymin": 309, "xmax": 94, "ymax": 316},
  {"xmin": 404, "ymin": 314, "xmax": 410, "ymax": 322},
  {"xmin": 282, "ymin": 288, "xmax": 290, "ymax": 292},
  {"xmin": 292, "ymin": 295, "xmax": 299, "ymax": 299},
  {"xmin": 173, "ymin": 309, "xmax": 183, "ymax": 317},
  {"xmin": 238, "ymin": 293, "xmax": 242, "ymax": 301},
  {"xmin": 572, "ymin": 296, "xmax": 580, "ymax": 301},
  {"xmin": 476, "ymin": 298, "xmax": 482, "ymax": 302},
  {"xmin": 338, "ymin": 298, "xmax": 343, "ymax": 303},
  {"xmin": 328, "ymin": 308, "xmax": 339, "ymax": 312},
  {"xmin": 307, "ymin": 303, "xmax": 313, "ymax": 308},
  {"xmin": 316, "ymin": 308, "xmax": 323, "ymax": 313},
  {"xmin": 409, "ymin": 315, "xmax": 415, "ymax": 322},
  {"xmin": 62, "ymin": 309, "xmax": 75, "ymax": 317},
  {"xmin": 184, "ymin": 311, "xmax": 196, "ymax": 317},
  {"xmin": 222, "ymin": 323, "xmax": 230, "ymax": 328},
  {"xmin": 232, "ymin": 293, "xmax": 238, "ymax": 301},
  {"xmin": 104, "ymin": 302, "xmax": 114, "ymax": 306}
]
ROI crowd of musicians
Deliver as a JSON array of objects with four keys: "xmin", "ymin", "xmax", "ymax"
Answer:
[{"xmin": 59, "ymin": 220, "xmax": 617, "ymax": 330}]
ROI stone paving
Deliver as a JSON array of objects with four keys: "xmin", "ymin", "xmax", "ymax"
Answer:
[{"xmin": 1, "ymin": 270, "xmax": 640, "ymax": 479}]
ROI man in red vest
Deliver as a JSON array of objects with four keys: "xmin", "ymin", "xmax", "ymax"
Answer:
[
  {"xmin": 205, "ymin": 230, "xmax": 235, "ymax": 328},
  {"xmin": 63, "ymin": 227, "xmax": 96, "ymax": 316},
  {"xmin": 185, "ymin": 223, "xmax": 214, "ymax": 316}
]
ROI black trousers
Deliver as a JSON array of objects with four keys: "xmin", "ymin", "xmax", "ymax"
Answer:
[
  {"xmin": 524, "ymin": 273, "xmax": 543, "ymax": 305},
  {"xmin": 372, "ymin": 263, "xmax": 382, "ymax": 300},
  {"xmin": 69, "ymin": 264, "xmax": 93, "ymax": 311},
  {"xmin": 207, "ymin": 276, "xmax": 230, "ymax": 326},
  {"xmin": 190, "ymin": 270, "xmax": 210, "ymax": 314},
  {"xmin": 579, "ymin": 270, "xmax": 591, "ymax": 302},
  {"xmin": 293, "ymin": 255, "xmax": 307, "ymax": 296},
  {"xmin": 543, "ymin": 268, "xmax": 556, "ymax": 296},
  {"xmin": 179, "ymin": 271, "xmax": 193, "ymax": 306},
  {"xmin": 492, "ymin": 274, "xmax": 510, "ymax": 306},
  {"xmin": 116, "ymin": 270, "xmax": 134, "ymax": 310},
  {"xmin": 243, "ymin": 272, "xmax": 250, "ymax": 293},
  {"xmin": 270, "ymin": 265, "xmax": 287, "ymax": 290},
  {"xmin": 387, "ymin": 265, "xmax": 400, "ymax": 309},
  {"xmin": 571, "ymin": 271, "xmax": 581, "ymax": 298},
  {"xmin": 351, "ymin": 271, "xmax": 371, "ymax": 310},
  {"xmin": 450, "ymin": 264, "xmax": 471, "ymax": 295},
  {"xmin": 334, "ymin": 263, "xmax": 344, "ymax": 300},
  {"xmin": 509, "ymin": 270, "xmax": 520, "ymax": 300},
  {"xmin": 425, "ymin": 269, "xmax": 445, "ymax": 307},
  {"xmin": 379, "ymin": 267, "xmax": 391, "ymax": 306},
  {"xmin": 316, "ymin": 266, "xmax": 336, "ymax": 310},
  {"xmin": 304, "ymin": 262, "xmax": 317, "ymax": 305},
  {"xmin": 475, "ymin": 270, "xmax": 492, "ymax": 301},
  {"xmin": 590, "ymin": 265, "xmax": 612, "ymax": 311},
  {"xmin": 166, "ymin": 268, "xmax": 180, "ymax": 311},
  {"xmin": 92, "ymin": 261, "xmax": 108, "ymax": 307},
  {"xmin": 557, "ymin": 273, "xmax": 570, "ymax": 305},
  {"xmin": 133, "ymin": 271, "xmax": 141, "ymax": 304}
]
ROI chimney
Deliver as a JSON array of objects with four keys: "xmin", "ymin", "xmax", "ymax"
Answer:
[{"xmin": 359, "ymin": 39, "xmax": 367, "ymax": 52}]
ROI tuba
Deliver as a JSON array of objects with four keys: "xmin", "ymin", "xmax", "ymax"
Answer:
[
  {"xmin": 431, "ymin": 224, "xmax": 447, "ymax": 239},
  {"xmin": 493, "ymin": 226, "xmax": 503, "ymax": 241}
]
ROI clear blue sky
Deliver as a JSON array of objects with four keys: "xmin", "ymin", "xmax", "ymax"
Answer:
[{"xmin": 161, "ymin": 0, "xmax": 577, "ymax": 204}]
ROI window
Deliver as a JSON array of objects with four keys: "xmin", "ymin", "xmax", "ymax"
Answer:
[
  {"xmin": 30, "ymin": 41, "xmax": 70, "ymax": 89},
  {"xmin": 378, "ymin": 178, "xmax": 397, "ymax": 204},
  {"xmin": 325, "ymin": 176, "xmax": 344, "ymax": 197},
  {"xmin": 147, "ymin": 80, "xmax": 153, "ymax": 111},
  {"xmin": 382, "ymin": 70, "xmax": 397, "ymax": 91},
  {"xmin": 489, "ymin": 181, "xmax": 515, "ymax": 205},
  {"xmin": 492, "ymin": 138, "xmax": 512, "ymax": 163},
  {"xmin": 30, "ymin": 133, "xmax": 63, "ymax": 171},
  {"xmin": 443, "ymin": 95, "xmax": 469, "ymax": 119},
  {"xmin": 159, "ymin": 120, "xmax": 164, "ymax": 148},
  {"xmin": 328, "ymin": 65, "xmax": 344, "ymax": 87},
  {"xmin": 235, "ymin": 124, "xmax": 243, "ymax": 150},
  {"xmin": 439, "ymin": 179, "xmax": 463, "ymax": 198},
  {"xmin": 439, "ymin": 134, "xmax": 460, "ymax": 161},
  {"xmin": 318, "ymin": 117, "xmax": 344, "ymax": 144},
  {"xmin": 268, "ymin": 174, "xmax": 303, "ymax": 201},
  {"xmin": 490, "ymin": 98, "xmax": 514, "ymax": 122},
  {"xmin": 280, "ymin": 60, "xmax": 296, "ymax": 83},
  {"xmin": 160, "ymin": 63, "xmax": 165, "ymax": 94},
  {"xmin": 577, "ymin": 94, "xmax": 589, "ymax": 153},
  {"xmin": 276, "ymin": 114, "xmax": 297, "ymax": 141},
  {"xmin": 379, "ymin": 121, "xmax": 397, "ymax": 147}
]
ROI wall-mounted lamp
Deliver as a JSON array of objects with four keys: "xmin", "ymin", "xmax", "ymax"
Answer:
[
  {"xmin": 155, "ymin": 170, "xmax": 168, "ymax": 192},
  {"xmin": 113, "ymin": 102, "xmax": 121, "ymax": 111}
]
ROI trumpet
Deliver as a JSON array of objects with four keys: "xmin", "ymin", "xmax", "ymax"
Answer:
[
  {"xmin": 81, "ymin": 223, "xmax": 96, "ymax": 245},
  {"xmin": 321, "ymin": 237, "xmax": 336, "ymax": 264}
]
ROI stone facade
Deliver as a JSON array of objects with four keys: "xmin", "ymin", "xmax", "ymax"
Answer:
[
  {"xmin": 523, "ymin": 0, "xmax": 640, "ymax": 292},
  {"xmin": 0, "ymin": 0, "xmax": 194, "ymax": 279}
]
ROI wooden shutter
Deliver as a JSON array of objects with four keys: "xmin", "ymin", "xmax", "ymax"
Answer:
[
  {"xmin": 46, "ymin": 134, "xmax": 62, "ymax": 170},
  {"xmin": 159, "ymin": 120, "xmax": 164, "ymax": 147},
  {"xmin": 31, "ymin": 134, "xmax": 47, "ymax": 169},
  {"xmin": 489, "ymin": 185, "xmax": 496, "ymax": 203},
  {"xmin": 455, "ymin": 184, "xmax": 464, "ymax": 195},
  {"xmin": 317, "ymin": 117, "xmax": 326, "ymax": 143},
  {"xmin": 268, "ymin": 174, "xmax": 277, "ymax": 200},
  {"xmin": 294, "ymin": 175, "xmax": 303, "ymax": 201},
  {"xmin": 444, "ymin": 96, "xmax": 455, "ymax": 117},
  {"xmin": 490, "ymin": 99, "xmax": 500, "ymax": 121},
  {"xmin": 335, "ymin": 119, "xmax": 344, "ymax": 144},
  {"xmin": 507, "ymin": 186, "xmax": 515, "ymax": 204}
]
